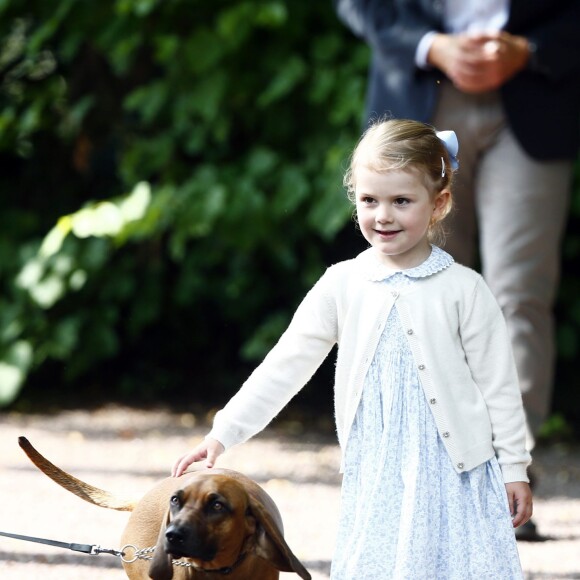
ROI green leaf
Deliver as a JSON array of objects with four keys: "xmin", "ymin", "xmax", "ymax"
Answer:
[{"xmin": 257, "ymin": 56, "xmax": 307, "ymax": 107}]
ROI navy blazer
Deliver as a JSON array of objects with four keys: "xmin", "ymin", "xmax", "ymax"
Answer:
[{"xmin": 335, "ymin": 0, "xmax": 580, "ymax": 160}]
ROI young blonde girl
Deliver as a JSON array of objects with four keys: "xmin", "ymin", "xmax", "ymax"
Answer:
[{"xmin": 173, "ymin": 119, "xmax": 532, "ymax": 579}]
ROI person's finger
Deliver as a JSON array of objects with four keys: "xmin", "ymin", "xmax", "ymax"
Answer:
[
  {"xmin": 172, "ymin": 450, "xmax": 203, "ymax": 477},
  {"xmin": 513, "ymin": 506, "xmax": 527, "ymax": 527},
  {"xmin": 507, "ymin": 488, "xmax": 515, "ymax": 519},
  {"xmin": 172, "ymin": 455, "xmax": 189, "ymax": 477},
  {"xmin": 204, "ymin": 440, "xmax": 225, "ymax": 468},
  {"xmin": 513, "ymin": 495, "xmax": 533, "ymax": 528},
  {"xmin": 205, "ymin": 453, "xmax": 216, "ymax": 468}
]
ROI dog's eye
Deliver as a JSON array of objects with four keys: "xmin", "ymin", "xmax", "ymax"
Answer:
[
  {"xmin": 170, "ymin": 495, "xmax": 180, "ymax": 506},
  {"xmin": 210, "ymin": 500, "xmax": 225, "ymax": 512}
]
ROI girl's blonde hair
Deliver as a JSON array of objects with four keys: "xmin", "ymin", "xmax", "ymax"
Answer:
[{"xmin": 344, "ymin": 118, "xmax": 455, "ymax": 245}]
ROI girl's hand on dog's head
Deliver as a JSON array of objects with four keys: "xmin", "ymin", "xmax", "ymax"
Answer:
[{"xmin": 172, "ymin": 438, "xmax": 225, "ymax": 477}]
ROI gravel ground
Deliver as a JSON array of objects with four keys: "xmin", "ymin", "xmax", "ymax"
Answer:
[{"xmin": 0, "ymin": 405, "xmax": 579, "ymax": 579}]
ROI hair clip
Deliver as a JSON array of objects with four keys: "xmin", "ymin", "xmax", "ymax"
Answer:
[{"xmin": 436, "ymin": 130, "xmax": 459, "ymax": 175}]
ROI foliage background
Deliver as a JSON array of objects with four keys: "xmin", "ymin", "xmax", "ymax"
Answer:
[{"xmin": 0, "ymin": 0, "xmax": 578, "ymax": 439}]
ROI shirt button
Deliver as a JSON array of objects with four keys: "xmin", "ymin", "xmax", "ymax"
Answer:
[
  {"xmin": 407, "ymin": 329, "xmax": 414, "ymax": 335},
  {"xmin": 442, "ymin": 431, "xmax": 450, "ymax": 438},
  {"xmin": 429, "ymin": 398, "xmax": 437, "ymax": 404},
  {"xmin": 391, "ymin": 291, "xmax": 399, "ymax": 297},
  {"xmin": 418, "ymin": 364, "xmax": 425, "ymax": 370},
  {"xmin": 457, "ymin": 462, "xmax": 464, "ymax": 469}
]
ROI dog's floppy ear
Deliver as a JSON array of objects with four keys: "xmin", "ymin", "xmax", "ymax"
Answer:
[
  {"xmin": 249, "ymin": 495, "xmax": 312, "ymax": 580},
  {"xmin": 148, "ymin": 507, "xmax": 174, "ymax": 580}
]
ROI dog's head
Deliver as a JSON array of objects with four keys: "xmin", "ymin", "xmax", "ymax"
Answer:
[{"xmin": 148, "ymin": 470, "xmax": 311, "ymax": 580}]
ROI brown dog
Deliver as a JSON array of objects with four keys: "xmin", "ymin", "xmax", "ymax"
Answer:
[{"xmin": 18, "ymin": 437, "xmax": 311, "ymax": 580}]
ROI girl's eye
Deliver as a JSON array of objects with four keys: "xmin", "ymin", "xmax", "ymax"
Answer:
[
  {"xmin": 394, "ymin": 197, "xmax": 410, "ymax": 206},
  {"xmin": 361, "ymin": 196, "xmax": 375, "ymax": 204}
]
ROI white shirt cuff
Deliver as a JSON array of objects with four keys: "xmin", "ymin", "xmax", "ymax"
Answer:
[{"xmin": 415, "ymin": 31, "xmax": 438, "ymax": 69}]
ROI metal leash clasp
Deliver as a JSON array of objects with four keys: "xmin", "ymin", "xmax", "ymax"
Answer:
[
  {"xmin": 120, "ymin": 543, "xmax": 155, "ymax": 564},
  {"xmin": 91, "ymin": 544, "xmax": 125, "ymax": 557}
]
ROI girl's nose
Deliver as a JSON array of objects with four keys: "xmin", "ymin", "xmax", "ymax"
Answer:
[{"xmin": 376, "ymin": 205, "xmax": 392, "ymax": 223}]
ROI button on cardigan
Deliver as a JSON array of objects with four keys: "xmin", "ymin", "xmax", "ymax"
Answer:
[{"xmin": 208, "ymin": 247, "xmax": 531, "ymax": 483}]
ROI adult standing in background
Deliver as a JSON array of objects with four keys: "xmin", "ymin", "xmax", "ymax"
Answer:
[{"xmin": 334, "ymin": 0, "xmax": 580, "ymax": 540}]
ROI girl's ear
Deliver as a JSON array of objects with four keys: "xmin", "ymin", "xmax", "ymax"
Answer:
[{"xmin": 433, "ymin": 189, "xmax": 452, "ymax": 220}]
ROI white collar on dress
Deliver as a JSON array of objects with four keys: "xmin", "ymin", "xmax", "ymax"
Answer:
[{"xmin": 357, "ymin": 245, "xmax": 454, "ymax": 282}]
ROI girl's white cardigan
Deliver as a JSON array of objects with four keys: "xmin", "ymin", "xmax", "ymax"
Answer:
[{"xmin": 208, "ymin": 248, "xmax": 531, "ymax": 483}]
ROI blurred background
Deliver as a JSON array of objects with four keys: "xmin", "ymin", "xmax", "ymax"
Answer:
[{"xmin": 0, "ymin": 0, "xmax": 578, "ymax": 443}]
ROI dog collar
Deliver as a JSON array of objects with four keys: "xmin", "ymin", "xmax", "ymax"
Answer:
[{"xmin": 188, "ymin": 550, "xmax": 249, "ymax": 575}]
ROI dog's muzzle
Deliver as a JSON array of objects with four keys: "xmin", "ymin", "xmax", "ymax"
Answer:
[{"xmin": 164, "ymin": 523, "xmax": 217, "ymax": 561}]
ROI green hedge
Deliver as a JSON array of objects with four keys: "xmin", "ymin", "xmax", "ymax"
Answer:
[{"xmin": 0, "ymin": 0, "xmax": 368, "ymax": 408}]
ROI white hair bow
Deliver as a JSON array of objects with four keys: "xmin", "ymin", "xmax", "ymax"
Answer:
[{"xmin": 436, "ymin": 130, "xmax": 459, "ymax": 176}]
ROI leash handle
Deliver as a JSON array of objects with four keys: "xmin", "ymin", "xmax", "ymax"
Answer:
[{"xmin": 0, "ymin": 530, "xmax": 123, "ymax": 557}]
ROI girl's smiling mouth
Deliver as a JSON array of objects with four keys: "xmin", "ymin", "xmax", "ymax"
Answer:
[{"xmin": 375, "ymin": 229, "xmax": 401, "ymax": 238}]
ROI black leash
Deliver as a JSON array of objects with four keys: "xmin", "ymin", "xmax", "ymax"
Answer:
[
  {"xmin": 0, "ymin": 530, "xmax": 124, "ymax": 557},
  {"xmin": 0, "ymin": 530, "xmax": 244, "ymax": 573}
]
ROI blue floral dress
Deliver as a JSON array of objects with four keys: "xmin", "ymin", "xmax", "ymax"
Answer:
[{"xmin": 330, "ymin": 247, "xmax": 524, "ymax": 580}]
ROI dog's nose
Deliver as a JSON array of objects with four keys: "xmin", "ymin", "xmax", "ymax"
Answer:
[{"xmin": 165, "ymin": 527, "xmax": 185, "ymax": 546}]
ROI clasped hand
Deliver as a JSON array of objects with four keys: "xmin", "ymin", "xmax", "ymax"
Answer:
[{"xmin": 428, "ymin": 31, "xmax": 531, "ymax": 94}]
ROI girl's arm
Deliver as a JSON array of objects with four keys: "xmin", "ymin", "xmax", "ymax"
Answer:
[
  {"xmin": 460, "ymin": 277, "xmax": 531, "ymax": 482},
  {"xmin": 172, "ymin": 268, "xmax": 340, "ymax": 476}
]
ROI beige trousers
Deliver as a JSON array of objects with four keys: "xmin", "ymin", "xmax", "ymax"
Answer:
[{"xmin": 432, "ymin": 81, "xmax": 573, "ymax": 440}]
